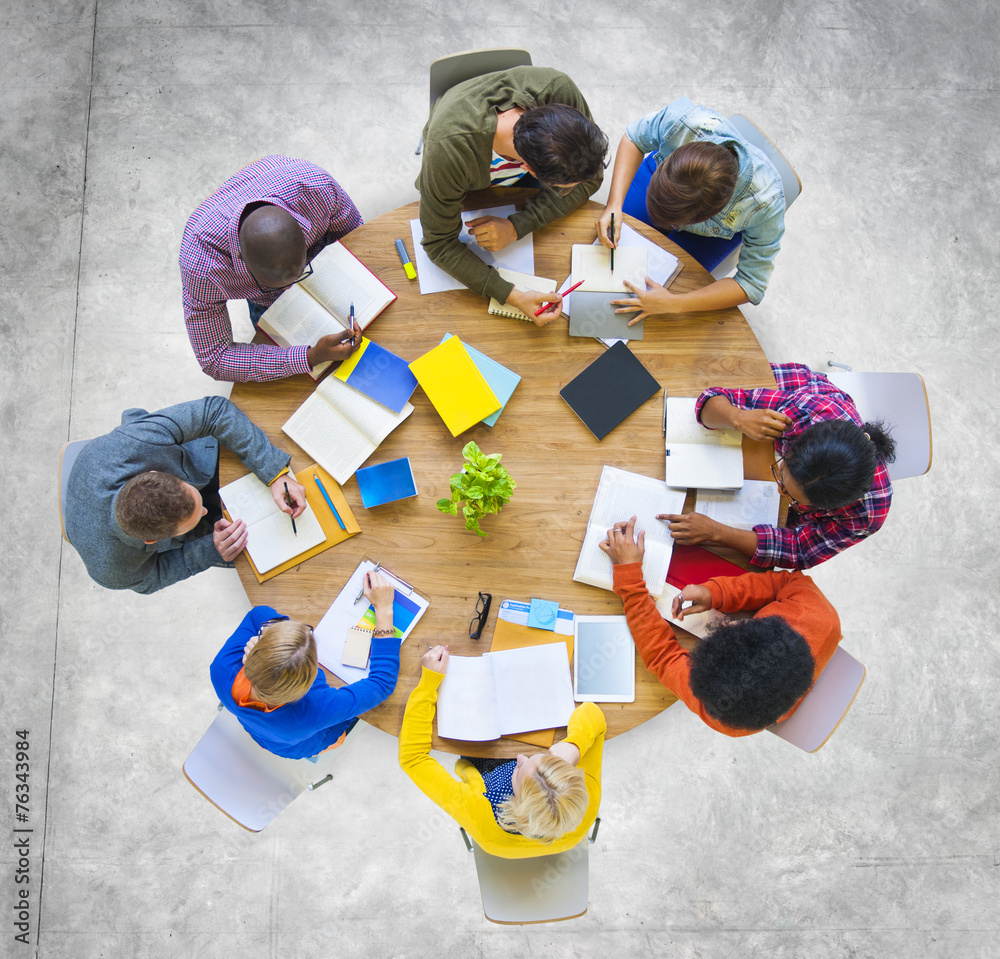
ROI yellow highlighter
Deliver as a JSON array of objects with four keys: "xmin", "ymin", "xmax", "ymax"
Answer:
[{"xmin": 395, "ymin": 238, "xmax": 417, "ymax": 280}]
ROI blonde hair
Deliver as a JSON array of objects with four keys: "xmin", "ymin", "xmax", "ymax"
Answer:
[
  {"xmin": 497, "ymin": 755, "xmax": 589, "ymax": 843},
  {"xmin": 244, "ymin": 620, "xmax": 317, "ymax": 706}
]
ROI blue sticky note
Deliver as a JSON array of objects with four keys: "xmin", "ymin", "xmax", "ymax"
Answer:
[{"xmin": 528, "ymin": 598, "xmax": 560, "ymax": 631}]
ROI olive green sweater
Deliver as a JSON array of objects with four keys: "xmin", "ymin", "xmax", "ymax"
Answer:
[{"xmin": 415, "ymin": 66, "xmax": 602, "ymax": 303}]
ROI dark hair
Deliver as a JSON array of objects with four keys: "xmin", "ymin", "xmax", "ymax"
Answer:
[
  {"xmin": 689, "ymin": 616, "xmax": 815, "ymax": 731},
  {"xmin": 512, "ymin": 104, "xmax": 608, "ymax": 188},
  {"xmin": 115, "ymin": 472, "xmax": 196, "ymax": 541},
  {"xmin": 646, "ymin": 141, "xmax": 738, "ymax": 230},
  {"xmin": 784, "ymin": 419, "xmax": 897, "ymax": 510}
]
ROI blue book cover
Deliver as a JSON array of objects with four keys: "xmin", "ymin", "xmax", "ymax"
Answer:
[
  {"xmin": 335, "ymin": 338, "xmax": 418, "ymax": 414},
  {"xmin": 441, "ymin": 333, "xmax": 521, "ymax": 427},
  {"xmin": 355, "ymin": 457, "xmax": 418, "ymax": 508}
]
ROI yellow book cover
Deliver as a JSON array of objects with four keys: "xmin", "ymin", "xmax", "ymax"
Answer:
[{"xmin": 409, "ymin": 336, "xmax": 501, "ymax": 436}]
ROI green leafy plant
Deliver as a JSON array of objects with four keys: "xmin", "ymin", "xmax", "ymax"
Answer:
[{"xmin": 436, "ymin": 441, "xmax": 516, "ymax": 537}]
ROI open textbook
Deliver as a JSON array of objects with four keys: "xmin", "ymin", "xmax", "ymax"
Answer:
[
  {"xmin": 664, "ymin": 396, "xmax": 744, "ymax": 490},
  {"xmin": 257, "ymin": 241, "xmax": 396, "ymax": 379},
  {"xmin": 655, "ymin": 582, "xmax": 727, "ymax": 639},
  {"xmin": 573, "ymin": 466, "xmax": 687, "ymax": 599},
  {"xmin": 219, "ymin": 473, "xmax": 325, "ymax": 574},
  {"xmin": 436, "ymin": 644, "xmax": 575, "ymax": 741},
  {"xmin": 282, "ymin": 374, "xmax": 413, "ymax": 485},
  {"xmin": 695, "ymin": 479, "xmax": 780, "ymax": 530}
]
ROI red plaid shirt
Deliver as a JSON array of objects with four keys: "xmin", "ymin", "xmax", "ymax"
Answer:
[
  {"xmin": 696, "ymin": 363, "xmax": 893, "ymax": 569},
  {"xmin": 179, "ymin": 155, "xmax": 362, "ymax": 382}
]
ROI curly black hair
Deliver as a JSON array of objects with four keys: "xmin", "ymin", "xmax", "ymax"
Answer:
[
  {"xmin": 512, "ymin": 103, "xmax": 608, "ymax": 188},
  {"xmin": 688, "ymin": 616, "xmax": 815, "ymax": 731}
]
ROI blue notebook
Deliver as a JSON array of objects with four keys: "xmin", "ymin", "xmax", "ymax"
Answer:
[
  {"xmin": 441, "ymin": 333, "xmax": 521, "ymax": 427},
  {"xmin": 355, "ymin": 457, "xmax": 418, "ymax": 508},
  {"xmin": 335, "ymin": 337, "xmax": 418, "ymax": 414}
]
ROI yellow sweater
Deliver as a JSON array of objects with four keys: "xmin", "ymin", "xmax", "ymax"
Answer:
[{"xmin": 399, "ymin": 668, "xmax": 606, "ymax": 859}]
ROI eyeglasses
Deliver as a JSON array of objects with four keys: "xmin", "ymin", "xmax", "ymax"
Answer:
[
  {"xmin": 469, "ymin": 592, "xmax": 493, "ymax": 640},
  {"xmin": 250, "ymin": 260, "xmax": 314, "ymax": 292},
  {"xmin": 770, "ymin": 459, "xmax": 807, "ymax": 511}
]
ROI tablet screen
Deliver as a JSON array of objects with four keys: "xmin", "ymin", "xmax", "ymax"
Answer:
[{"xmin": 574, "ymin": 617, "xmax": 635, "ymax": 701}]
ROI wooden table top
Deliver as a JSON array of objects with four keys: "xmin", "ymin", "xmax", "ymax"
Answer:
[{"xmin": 222, "ymin": 189, "xmax": 777, "ymax": 757}]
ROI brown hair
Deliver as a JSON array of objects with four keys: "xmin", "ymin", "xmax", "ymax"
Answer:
[
  {"xmin": 244, "ymin": 620, "xmax": 318, "ymax": 706},
  {"xmin": 497, "ymin": 755, "xmax": 589, "ymax": 843},
  {"xmin": 646, "ymin": 141, "xmax": 738, "ymax": 231},
  {"xmin": 115, "ymin": 472, "xmax": 196, "ymax": 541}
]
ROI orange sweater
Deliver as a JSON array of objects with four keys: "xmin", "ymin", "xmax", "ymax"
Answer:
[{"xmin": 612, "ymin": 563, "xmax": 842, "ymax": 737}]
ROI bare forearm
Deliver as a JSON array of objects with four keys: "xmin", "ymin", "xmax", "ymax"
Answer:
[
  {"xmin": 606, "ymin": 135, "xmax": 645, "ymax": 208},
  {"xmin": 707, "ymin": 524, "xmax": 759, "ymax": 559},
  {"xmin": 659, "ymin": 277, "xmax": 750, "ymax": 314}
]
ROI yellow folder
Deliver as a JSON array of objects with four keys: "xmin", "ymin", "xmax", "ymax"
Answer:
[{"xmin": 408, "ymin": 335, "xmax": 501, "ymax": 436}]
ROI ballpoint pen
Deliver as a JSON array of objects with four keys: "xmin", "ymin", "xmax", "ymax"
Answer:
[
  {"xmin": 283, "ymin": 481, "xmax": 297, "ymax": 536},
  {"xmin": 533, "ymin": 279, "xmax": 585, "ymax": 317},
  {"xmin": 313, "ymin": 472, "xmax": 346, "ymax": 530},
  {"xmin": 355, "ymin": 562, "xmax": 381, "ymax": 603},
  {"xmin": 609, "ymin": 213, "xmax": 615, "ymax": 274},
  {"xmin": 349, "ymin": 302, "xmax": 358, "ymax": 346}
]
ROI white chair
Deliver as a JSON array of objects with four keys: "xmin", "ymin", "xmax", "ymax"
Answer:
[
  {"xmin": 767, "ymin": 646, "xmax": 866, "ymax": 752},
  {"xmin": 710, "ymin": 112, "xmax": 802, "ymax": 279},
  {"xmin": 415, "ymin": 48, "xmax": 532, "ymax": 155},
  {"xmin": 459, "ymin": 817, "xmax": 600, "ymax": 924},
  {"xmin": 59, "ymin": 439, "xmax": 91, "ymax": 542},
  {"xmin": 183, "ymin": 705, "xmax": 338, "ymax": 832},
  {"xmin": 824, "ymin": 368, "xmax": 933, "ymax": 481}
]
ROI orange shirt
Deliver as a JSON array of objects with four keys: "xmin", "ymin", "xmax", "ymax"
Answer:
[
  {"xmin": 612, "ymin": 563, "xmax": 842, "ymax": 737},
  {"xmin": 231, "ymin": 668, "xmax": 283, "ymax": 713}
]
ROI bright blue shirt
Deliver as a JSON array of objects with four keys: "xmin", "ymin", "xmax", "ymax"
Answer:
[
  {"xmin": 626, "ymin": 98, "xmax": 786, "ymax": 304},
  {"xmin": 210, "ymin": 606, "xmax": 400, "ymax": 759}
]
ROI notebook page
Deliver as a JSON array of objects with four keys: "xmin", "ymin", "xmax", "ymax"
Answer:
[
  {"xmin": 300, "ymin": 243, "xmax": 380, "ymax": 323},
  {"xmin": 315, "ymin": 375, "xmax": 414, "ymax": 446},
  {"xmin": 666, "ymin": 397, "xmax": 742, "ymax": 447},
  {"xmin": 219, "ymin": 472, "xmax": 283, "ymax": 526},
  {"xmin": 435, "ymin": 656, "xmax": 502, "ymax": 741},
  {"xmin": 242, "ymin": 505, "xmax": 325, "ymax": 574},
  {"xmin": 695, "ymin": 480, "xmax": 780, "ymax": 530},
  {"xmin": 571, "ymin": 244, "xmax": 646, "ymax": 293},
  {"xmin": 282, "ymin": 392, "xmax": 374, "ymax": 485},
  {"xmin": 490, "ymin": 645, "xmax": 575, "ymax": 735},
  {"xmin": 258, "ymin": 283, "xmax": 343, "ymax": 344}
]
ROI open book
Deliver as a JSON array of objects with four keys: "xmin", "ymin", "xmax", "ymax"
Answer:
[
  {"xmin": 573, "ymin": 466, "xmax": 686, "ymax": 599},
  {"xmin": 282, "ymin": 374, "xmax": 413, "ymax": 485},
  {"xmin": 695, "ymin": 479, "xmax": 780, "ymax": 530},
  {"xmin": 219, "ymin": 472, "xmax": 325, "ymax": 574},
  {"xmin": 665, "ymin": 396, "xmax": 744, "ymax": 490},
  {"xmin": 436, "ymin": 644, "xmax": 575, "ymax": 741},
  {"xmin": 257, "ymin": 241, "xmax": 397, "ymax": 379}
]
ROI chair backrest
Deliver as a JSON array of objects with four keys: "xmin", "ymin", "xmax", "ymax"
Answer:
[
  {"xmin": 728, "ymin": 113, "xmax": 802, "ymax": 208},
  {"xmin": 59, "ymin": 439, "xmax": 92, "ymax": 543},
  {"xmin": 183, "ymin": 707, "xmax": 338, "ymax": 831},
  {"xmin": 825, "ymin": 371, "xmax": 933, "ymax": 480},
  {"xmin": 465, "ymin": 832, "xmax": 591, "ymax": 924},
  {"xmin": 767, "ymin": 646, "xmax": 865, "ymax": 752},
  {"xmin": 428, "ymin": 48, "xmax": 532, "ymax": 108}
]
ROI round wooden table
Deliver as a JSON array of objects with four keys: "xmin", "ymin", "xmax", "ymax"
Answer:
[{"xmin": 222, "ymin": 188, "xmax": 776, "ymax": 757}]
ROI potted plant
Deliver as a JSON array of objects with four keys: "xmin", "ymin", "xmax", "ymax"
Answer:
[{"xmin": 436, "ymin": 441, "xmax": 516, "ymax": 537}]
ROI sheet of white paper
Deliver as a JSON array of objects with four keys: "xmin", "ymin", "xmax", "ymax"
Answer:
[
  {"xmin": 408, "ymin": 205, "xmax": 535, "ymax": 295},
  {"xmin": 695, "ymin": 480, "xmax": 780, "ymax": 530},
  {"xmin": 436, "ymin": 656, "xmax": 501, "ymax": 741},
  {"xmin": 655, "ymin": 583, "xmax": 727, "ymax": 640},
  {"xmin": 490, "ymin": 644, "xmax": 576, "ymax": 735}
]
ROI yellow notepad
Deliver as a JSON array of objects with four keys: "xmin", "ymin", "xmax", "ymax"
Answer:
[{"xmin": 409, "ymin": 336, "xmax": 501, "ymax": 436}]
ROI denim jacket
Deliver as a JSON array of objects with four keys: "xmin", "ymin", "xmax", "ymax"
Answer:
[{"xmin": 626, "ymin": 98, "xmax": 786, "ymax": 304}]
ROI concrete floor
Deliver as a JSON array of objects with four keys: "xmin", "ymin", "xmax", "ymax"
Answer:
[{"xmin": 2, "ymin": 1, "xmax": 998, "ymax": 956}]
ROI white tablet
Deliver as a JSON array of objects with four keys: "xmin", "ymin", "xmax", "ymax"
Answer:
[{"xmin": 573, "ymin": 615, "xmax": 636, "ymax": 703}]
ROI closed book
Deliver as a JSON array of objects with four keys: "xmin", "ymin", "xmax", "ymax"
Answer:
[
  {"xmin": 334, "ymin": 337, "xmax": 418, "ymax": 414},
  {"xmin": 355, "ymin": 457, "xmax": 418, "ymax": 508},
  {"xmin": 441, "ymin": 333, "xmax": 521, "ymax": 427},
  {"xmin": 409, "ymin": 336, "xmax": 501, "ymax": 436}
]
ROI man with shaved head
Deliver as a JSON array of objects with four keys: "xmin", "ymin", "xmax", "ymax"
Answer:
[{"xmin": 180, "ymin": 155, "xmax": 363, "ymax": 382}]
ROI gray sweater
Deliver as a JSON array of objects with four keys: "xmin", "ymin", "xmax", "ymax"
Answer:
[
  {"xmin": 64, "ymin": 396, "xmax": 290, "ymax": 594},
  {"xmin": 415, "ymin": 66, "xmax": 602, "ymax": 303}
]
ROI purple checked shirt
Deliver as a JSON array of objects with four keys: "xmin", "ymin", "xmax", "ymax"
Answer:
[
  {"xmin": 696, "ymin": 363, "xmax": 893, "ymax": 569},
  {"xmin": 179, "ymin": 155, "xmax": 362, "ymax": 382}
]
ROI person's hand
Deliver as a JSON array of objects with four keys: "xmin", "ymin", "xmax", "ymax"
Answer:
[
  {"xmin": 363, "ymin": 569, "xmax": 395, "ymax": 613},
  {"xmin": 307, "ymin": 323, "xmax": 361, "ymax": 369},
  {"xmin": 595, "ymin": 204, "xmax": 622, "ymax": 249},
  {"xmin": 507, "ymin": 288, "xmax": 563, "ymax": 327},
  {"xmin": 242, "ymin": 634, "xmax": 260, "ymax": 664},
  {"xmin": 733, "ymin": 408, "xmax": 793, "ymax": 442},
  {"xmin": 465, "ymin": 215, "xmax": 517, "ymax": 252},
  {"xmin": 269, "ymin": 474, "xmax": 307, "ymax": 518},
  {"xmin": 213, "ymin": 517, "xmax": 247, "ymax": 561},
  {"xmin": 671, "ymin": 584, "xmax": 713, "ymax": 621},
  {"xmin": 658, "ymin": 511, "xmax": 724, "ymax": 545},
  {"xmin": 599, "ymin": 515, "xmax": 646, "ymax": 565},
  {"xmin": 612, "ymin": 277, "xmax": 683, "ymax": 325},
  {"xmin": 422, "ymin": 644, "xmax": 449, "ymax": 674}
]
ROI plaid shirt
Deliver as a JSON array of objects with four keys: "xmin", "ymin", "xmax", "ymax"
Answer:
[
  {"xmin": 696, "ymin": 363, "xmax": 893, "ymax": 569},
  {"xmin": 179, "ymin": 155, "xmax": 362, "ymax": 382}
]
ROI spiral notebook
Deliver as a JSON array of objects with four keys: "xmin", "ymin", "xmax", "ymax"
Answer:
[{"xmin": 487, "ymin": 268, "xmax": 558, "ymax": 321}]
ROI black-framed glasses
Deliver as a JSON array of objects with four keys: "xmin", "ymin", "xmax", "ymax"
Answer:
[
  {"xmin": 469, "ymin": 592, "xmax": 493, "ymax": 640},
  {"xmin": 249, "ymin": 260, "xmax": 314, "ymax": 293},
  {"xmin": 770, "ymin": 458, "xmax": 807, "ymax": 511}
]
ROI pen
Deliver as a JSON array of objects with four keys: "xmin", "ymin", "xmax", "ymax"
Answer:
[
  {"xmin": 283, "ymin": 481, "xmax": 297, "ymax": 536},
  {"xmin": 609, "ymin": 213, "xmax": 615, "ymax": 274},
  {"xmin": 394, "ymin": 238, "xmax": 417, "ymax": 280},
  {"xmin": 313, "ymin": 473, "xmax": 346, "ymax": 530},
  {"xmin": 533, "ymin": 279, "xmax": 585, "ymax": 317},
  {"xmin": 355, "ymin": 562, "xmax": 381, "ymax": 603},
  {"xmin": 348, "ymin": 302, "xmax": 358, "ymax": 346}
]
